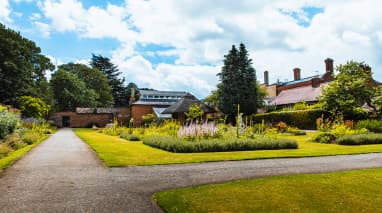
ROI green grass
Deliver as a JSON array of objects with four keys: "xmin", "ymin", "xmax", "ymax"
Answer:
[
  {"xmin": 154, "ymin": 168, "xmax": 382, "ymax": 212},
  {"xmin": 74, "ymin": 129, "xmax": 382, "ymax": 166},
  {"xmin": 0, "ymin": 135, "xmax": 49, "ymax": 175}
]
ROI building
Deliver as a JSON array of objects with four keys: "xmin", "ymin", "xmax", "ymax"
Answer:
[
  {"xmin": 50, "ymin": 107, "xmax": 129, "ymax": 128},
  {"xmin": 260, "ymin": 58, "xmax": 335, "ymax": 108},
  {"xmin": 130, "ymin": 90, "xmax": 189, "ymax": 126}
]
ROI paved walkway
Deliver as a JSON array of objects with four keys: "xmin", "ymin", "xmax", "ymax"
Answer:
[{"xmin": 1, "ymin": 129, "xmax": 382, "ymax": 212}]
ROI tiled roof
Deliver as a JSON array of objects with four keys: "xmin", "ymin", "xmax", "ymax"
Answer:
[
  {"xmin": 162, "ymin": 95, "xmax": 216, "ymax": 114},
  {"xmin": 270, "ymin": 83, "xmax": 328, "ymax": 106}
]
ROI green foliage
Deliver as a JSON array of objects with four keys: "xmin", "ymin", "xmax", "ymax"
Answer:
[
  {"xmin": 120, "ymin": 132, "xmax": 140, "ymax": 141},
  {"xmin": 217, "ymin": 43, "xmax": 259, "ymax": 123},
  {"xmin": 293, "ymin": 101, "xmax": 308, "ymax": 110},
  {"xmin": 58, "ymin": 63, "xmax": 113, "ymax": 107},
  {"xmin": 143, "ymin": 136, "xmax": 298, "ymax": 153},
  {"xmin": 0, "ymin": 110, "xmax": 19, "ymax": 139},
  {"xmin": 286, "ymin": 127, "xmax": 307, "ymax": 136},
  {"xmin": 320, "ymin": 61, "xmax": 374, "ymax": 119},
  {"xmin": 142, "ymin": 113, "xmax": 156, "ymax": 126},
  {"xmin": 253, "ymin": 109, "xmax": 326, "ymax": 130},
  {"xmin": 185, "ymin": 104, "xmax": 204, "ymax": 122},
  {"xmin": 0, "ymin": 143, "xmax": 12, "ymax": 158},
  {"xmin": 312, "ymin": 132, "xmax": 337, "ymax": 144},
  {"xmin": 356, "ymin": 120, "xmax": 382, "ymax": 133},
  {"xmin": 204, "ymin": 90, "xmax": 219, "ymax": 109},
  {"xmin": 18, "ymin": 96, "xmax": 50, "ymax": 118},
  {"xmin": 337, "ymin": 133, "xmax": 382, "ymax": 145},
  {"xmin": 3, "ymin": 134, "xmax": 26, "ymax": 149},
  {"xmin": 50, "ymin": 69, "xmax": 98, "ymax": 111},
  {"xmin": 91, "ymin": 54, "xmax": 131, "ymax": 107},
  {"xmin": 372, "ymin": 87, "xmax": 382, "ymax": 117},
  {"xmin": 21, "ymin": 131, "xmax": 41, "ymax": 145},
  {"xmin": 0, "ymin": 23, "xmax": 54, "ymax": 106}
]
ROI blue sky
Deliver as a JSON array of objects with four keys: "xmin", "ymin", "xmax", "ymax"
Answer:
[{"xmin": 1, "ymin": 0, "xmax": 381, "ymax": 98}]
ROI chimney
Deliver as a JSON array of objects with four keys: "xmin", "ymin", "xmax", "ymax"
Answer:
[
  {"xmin": 293, "ymin": 67, "xmax": 301, "ymax": 81},
  {"xmin": 325, "ymin": 58, "xmax": 333, "ymax": 73},
  {"xmin": 264, "ymin": 70, "xmax": 269, "ymax": 86},
  {"xmin": 129, "ymin": 87, "xmax": 136, "ymax": 105}
]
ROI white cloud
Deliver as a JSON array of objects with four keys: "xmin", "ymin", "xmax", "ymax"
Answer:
[
  {"xmin": 34, "ymin": 21, "xmax": 51, "ymax": 37},
  {"xmin": 0, "ymin": 0, "xmax": 11, "ymax": 23},
  {"xmin": 34, "ymin": 0, "xmax": 382, "ymax": 97}
]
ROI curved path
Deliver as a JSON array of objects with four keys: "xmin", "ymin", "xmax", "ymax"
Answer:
[{"xmin": 1, "ymin": 128, "xmax": 382, "ymax": 212}]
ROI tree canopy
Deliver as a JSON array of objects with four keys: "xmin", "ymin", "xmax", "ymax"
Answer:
[
  {"xmin": 0, "ymin": 23, "xmax": 54, "ymax": 106},
  {"xmin": 90, "ymin": 54, "xmax": 129, "ymax": 106},
  {"xmin": 217, "ymin": 43, "xmax": 259, "ymax": 123},
  {"xmin": 320, "ymin": 61, "xmax": 375, "ymax": 119},
  {"xmin": 18, "ymin": 96, "xmax": 50, "ymax": 118}
]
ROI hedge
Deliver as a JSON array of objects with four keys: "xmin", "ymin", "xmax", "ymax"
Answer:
[
  {"xmin": 355, "ymin": 120, "xmax": 382, "ymax": 133},
  {"xmin": 252, "ymin": 109, "xmax": 328, "ymax": 130},
  {"xmin": 143, "ymin": 136, "xmax": 298, "ymax": 153},
  {"xmin": 337, "ymin": 133, "xmax": 382, "ymax": 145}
]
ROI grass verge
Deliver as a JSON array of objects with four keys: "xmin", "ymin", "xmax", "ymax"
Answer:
[
  {"xmin": 74, "ymin": 129, "xmax": 382, "ymax": 166},
  {"xmin": 153, "ymin": 168, "xmax": 382, "ymax": 212},
  {"xmin": 0, "ymin": 135, "xmax": 49, "ymax": 175}
]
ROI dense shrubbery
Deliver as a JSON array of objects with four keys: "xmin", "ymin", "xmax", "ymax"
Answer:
[
  {"xmin": 355, "ymin": 120, "xmax": 382, "ymax": 133},
  {"xmin": 312, "ymin": 132, "xmax": 337, "ymax": 144},
  {"xmin": 0, "ymin": 110, "xmax": 19, "ymax": 139},
  {"xmin": 337, "ymin": 133, "xmax": 382, "ymax": 145},
  {"xmin": 253, "ymin": 109, "xmax": 327, "ymax": 129},
  {"xmin": 143, "ymin": 136, "xmax": 298, "ymax": 153},
  {"xmin": 120, "ymin": 132, "xmax": 140, "ymax": 141}
]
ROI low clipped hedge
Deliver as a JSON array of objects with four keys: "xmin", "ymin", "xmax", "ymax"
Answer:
[
  {"xmin": 337, "ymin": 133, "xmax": 382, "ymax": 145},
  {"xmin": 355, "ymin": 120, "xmax": 382, "ymax": 133},
  {"xmin": 120, "ymin": 132, "xmax": 140, "ymax": 141},
  {"xmin": 143, "ymin": 136, "xmax": 298, "ymax": 153},
  {"xmin": 253, "ymin": 109, "xmax": 327, "ymax": 130}
]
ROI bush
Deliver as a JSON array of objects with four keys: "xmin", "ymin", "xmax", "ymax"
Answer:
[
  {"xmin": 143, "ymin": 136, "xmax": 298, "ymax": 153},
  {"xmin": 0, "ymin": 110, "xmax": 19, "ymax": 139},
  {"xmin": 120, "ymin": 132, "xmax": 140, "ymax": 141},
  {"xmin": 312, "ymin": 132, "xmax": 336, "ymax": 144},
  {"xmin": 253, "ymin": 109, "xmax": 327, "ymax": 130},
  {"xmin": 21, "ymin": 131, "xmax": 41, "ymax": 145},
  {"xmin": 337, "ymin": 133, "xmax": 382, "ymax": 145},
  {"xmin": 0, "ymin": 143, "xmax": 12, "ymax": 158},
  {"xmin": 355, "ymin": 120, "xmax": 382, "ymax": 133},
  {"xmin": 286, "ymin": 127, "xmax": 306, "ymax": 136},
  {"xmin": 3, "ymin": 134, "xmax": 27, "ymax": 149}
]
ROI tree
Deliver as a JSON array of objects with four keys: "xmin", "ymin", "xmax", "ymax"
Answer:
[
  {"xmin": 58, "ymin": 63, "xmax": 113, "ymax": 107},
  {"xmin": 90, "ymin": 54, "xmax": 129, "ymax": 106},
  {"xmin": 18, "ymin": 96, "xmax": 50, "ymax": 118},
  {"xmin": 50, "ymin": 69, "xmax": 97, "ymax": 111},
  {"xmin": 204, "ymin": 90, "xmax": 219, "ymax": 109},
  {"xmin": 372, "ymin": 86, "xmax": 382, "ymax": 117},
  {"xmin": 217, "ymin": 43, "xmax": 259, "ymax": 123},
  {"xmin": 0, "ymin": 23, "xmax": 54, "ymax": 106},
  {"xmin": 320, "ymin": 61, "xmax": 374, "ymax": 119},
  {"xmin": 185, "ymin": 104, "xmax": 204, "ymax": 122}
]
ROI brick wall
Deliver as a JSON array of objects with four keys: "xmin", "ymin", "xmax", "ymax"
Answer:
[{"xmin": 131, "ymin": 105, "xmax": 153, "ymax": 127}]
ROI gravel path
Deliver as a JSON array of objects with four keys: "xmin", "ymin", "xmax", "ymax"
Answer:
[{"xmin": 1, "ymin": 128, "xmax": 382, "ymax": 212}]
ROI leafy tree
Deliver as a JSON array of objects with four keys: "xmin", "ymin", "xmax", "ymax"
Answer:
[
  {"xmin": 58, "ymin": 63, "xmax": 113, "ymax": 107},
  {"xmin": 50, "ymin": 69, "xmax": 97, "ymax": 111},
  {"xmin": 0, "ymin": 23, "xmax": 54, "ymax": 106},
  {"xmin": 18, "ymin": 96, "xmax": 50, "ymax": 118},
  {"xmin": 90, "ymin": 54, "xmax": 129, "ymax": 106},
  {"xmin": 185, "ymin": 104, "xmax": 204, "ymax": 122},
  {"xmin": 217, "ymin": 43, "xmax": 259, "ymax": 123},
  {"xmin": 204, "ymin": 90, "xmax": 219, "ymax": 109},
  {"xmin": 372, "ymin": 87, "xmax": 382, "ymax": 116},
  {"xmin": 320, "ymin": 61, "xmax": 374, "ymax": 119}
]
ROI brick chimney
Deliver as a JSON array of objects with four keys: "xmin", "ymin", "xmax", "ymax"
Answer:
[
  {"xmin": 293, "ymin": 67, "xmax": 301, "ymax": 81},
  {"xmin": 264, "ymin": 70, "xmax": 269, "ymax": 86},
  {"xmin": 325, "ymin": 58, "xmax": 333, "ymax": 73},
  {"xmin": 129, "ymin": 87, "xmax": 136, "ymax": 105}
]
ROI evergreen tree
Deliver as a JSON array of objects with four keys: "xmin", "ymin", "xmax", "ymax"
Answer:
[
  {"xmin": 90, "ymin": 54, "xmax": 129, "ymax": 106},
  {"xmin": 217, "ymin": 43, "xmax": 258, "ymax": 123}
]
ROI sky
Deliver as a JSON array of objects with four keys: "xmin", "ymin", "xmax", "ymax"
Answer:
[{"xmin": 1, "ymin": 0, "xmax": 382, "ymax": 98}]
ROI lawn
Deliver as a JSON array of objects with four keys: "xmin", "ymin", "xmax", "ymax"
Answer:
[
  {"xmin": 153, "ymin": 168, "xmax": 382, "ymax": 212},
  {"xmin": 74, "ymin": 129, "xmax": 382, "ymax": 166},
  {"xmin": 0, "ymin": 135, "xmax": 49, "ymax": 175}
]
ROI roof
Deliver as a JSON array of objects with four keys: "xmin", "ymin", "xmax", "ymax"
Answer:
[
  {"xmin": 75, "ymin": 107, "xmax": 117, "ymax": 114},
  {"xmin": 270, "ymin": 83, "xmax": 328, "ymax": 106},
  {"xmin": 162, "ymin": 95, "xmax": 216, "ymax": 114},
  {"xmin": 152, "ymin": 107, "xmax": 172, "ymax": 119},
  {"xmin": 131, "ymin": 100, "xmax": 177, "ymax": 106},
  {"xmin": 278, "ymin": 75, "xmax": 320, "ymax": 86},
  {"xmin": 139, "ymin": 90, "xmax": 188, "ymax": 97}
]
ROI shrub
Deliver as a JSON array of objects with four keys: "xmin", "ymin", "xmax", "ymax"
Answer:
[
  {"xmin": 337, "ymin": 133, "xmax": 382, "ymax": 145},
  {"xmin": 312, "ymin": 132, "xmax": 336, "ymax": 144},
  {"xmin": 286, "ymin": 127, "xmax": 306, "ymax": 136},
  {"xmin": 355, "ymin": 120, "xmax": 382, "ymax": 133},
  {"xmin": 253, "ymin": 109, "xmax": 327, "ymax": 130},
  {"xmin": 0, "ymin": 143, "xmax": 12, "ymax": 158},
  {"xmin": 143, "ymin": 136, "xmax": 298, "ymax": 153},
  {"xmin": 0, "ymin": 110, "xmax": 19, "ymax": 139},
  {"xmin": 276, "ymin": 121, "xmax": 288, "ymax": 133},
  {"xmin": 3, "ymin": 134, "xmax": 27, "ymax": 149},
  {"xmin": 21, "ymin": 132, "xmax": 41, "ymax": 145},
  {"xmin": 120, "ymin": 132, "xmax": 140, "ymax": 141}
]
